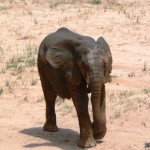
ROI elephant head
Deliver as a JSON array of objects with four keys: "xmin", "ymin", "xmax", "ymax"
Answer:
[{"xmin": 46, "ymin": 36, "xmax": 112, "ymax": 136}]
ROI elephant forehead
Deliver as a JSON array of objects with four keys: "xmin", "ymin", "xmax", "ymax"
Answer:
[
  {"xmin": 88, "ymin": 46, "xmax": 105, "ymax": 55},
  {"xmin": 86, "ymin": 46, "xmax": 104, "ymax": 61},
  {"xmin": 93, "ymin": 45, "xmax": 112, "ymax": 62}
]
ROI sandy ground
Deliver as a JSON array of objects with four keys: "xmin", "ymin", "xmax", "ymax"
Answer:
[{"xmin": 0, "ymin": 0, "xmax": 150, "ymax": 150}]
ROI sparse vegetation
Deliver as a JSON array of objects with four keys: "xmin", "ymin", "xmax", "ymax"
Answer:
[
  {"xmin": 26, "ymin": 57, "xmax": 37, "ymax": 67},
  {"xmin": 108, "ymin": 89, "xmax": 150, "ymax": 114},
  {"xmin": 0, "ymin": 86, "xmax": 3, "ymax": 96},
  {"xmin": 24, "ymin": 96, "xmax": 28, "ymax": 102},
  {"xmin": 142, "ymin": 88, "xmax": 150, "ymax": 94},
  {"xmin": 0, "ymin": 0, "xmax": 15, "ymax": 11},
  {"xmin": 49, "ymin": 2, "xmax": 65, "ymax": 8},
  {"xmin": 56, "ymin": 96, "xmax": 63, "ymax": 104},
  {"xmin": 26, "ymin": 43, "xmax": 38, "ymax": 56},
  {"xmin": 108, "ymin": 74, "xmax": 117, "ymax": 83},
  {"xmin": 31, "ymin": 78, "xmax": 38, "ymax": 86},
  {"xmin": 37, "ymin": 96, "xmax": 44, "ymax": 102},
  {"xmin": 5, "ymin": 78, "xmax": 11, "ymax": 87},
  {"xmin": 0, "ymin": 0, "xmax": 150, "ymax": 148},
  {"xmin": 34, "ymin": 17, "xmax": 38, "ymax": 25},
  {"xmin": 141, "ymin": 121, "xmax": 146, "ymax": 127},
  {"xmin": 128, "ymin": 72, "xmax": 135, "ymax": 77},
  {"xmin": 0, "ymin": 6, "xmax": 8, "ymax": 11},
  {"xmin": 91, "ymin": 0, "xmax": 101, "ymax": 5},
  {"xmin": 108, "ymin": 75, "xmax": 112, "ymax": 83},
  {"xmin": 62, "ymin": 103, "xmax": 73, "ymax": 116},
  {"xmin": 118, "ymin": 90, "xmax": 135, "ymax": 98},
  {"xmin": 0, "ymin": 46, "xmax": 4, "ymax": 55},
  {"xmin": 11, "ymin": 64, "xmax": 25, "ymax": 75},
  {"xmin": 6, "ymin": 43, "xmax": 37, "ymax": 75},
  {"xmin": 16, "ymin": 64, "xmax": 25, "ymax": 74},
  {"xmin": 5, "ymin": 78, "xmax": 13, "ymax": 93},
  {"xmin": 0, "ymin": 67, "xmax": 6, "ymax": 74},
  {"xmin": 6, "ymin": 55, "xmax": 25, "ymax": 69},
  {"xmin": 145, "ymin": 142, "xmax": 150, "ymax": 149},
  {"xmin": 113, "ymin": 110, "xmax": 121, "ymax": 119},
  {"xmin": 17, "ymin": 75, "xmax": 22, "ymax": 80},
  {"xmin": 108, "ymin": 74, "xmax": 112, "ymax": 83},
  {"xmin": 25, "ymin": 43, "xmax": 37, "ymax": 67},
  {"xmin": 142, "ymin": 62, "xmax": 147, "ymax": 71}
]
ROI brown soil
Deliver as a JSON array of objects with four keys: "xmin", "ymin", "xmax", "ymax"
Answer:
[{"xmin": 0, "ymin": 0, "xmax": 150, "ymax": 150}]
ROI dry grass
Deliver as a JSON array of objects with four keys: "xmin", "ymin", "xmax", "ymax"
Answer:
[{"xmin": 0, "ymin": 0, "xmax": 150, "ymax": 149}]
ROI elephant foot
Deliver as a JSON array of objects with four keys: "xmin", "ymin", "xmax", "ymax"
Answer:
[
  {"xmin": 77, "ymin": 135, "xmax": 96, "ymax": 148},
  {"xmin": 43, "ymin": 123, "xmax": 58, "ymax": 132},
  {"xmin": 93, "ymin": 127, "xmax": 107, "ymax": 140}
]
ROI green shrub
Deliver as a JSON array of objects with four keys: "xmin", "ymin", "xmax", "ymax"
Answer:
[{"xmin": 91, "ymin": 0, "xmax": 101, "ymax": 5}]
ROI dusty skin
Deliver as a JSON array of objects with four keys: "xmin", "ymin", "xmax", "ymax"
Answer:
[{"xmin": 0, "ymin": 0, "xmax": 150, "ymax": 150}]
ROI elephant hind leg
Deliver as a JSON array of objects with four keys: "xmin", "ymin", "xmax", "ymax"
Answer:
[{"xmin": 38, "ymin": 67, "xmax": 58, "ymax": 132}]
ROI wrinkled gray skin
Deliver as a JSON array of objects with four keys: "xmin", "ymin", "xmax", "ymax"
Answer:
[{"xmin": 38, "ymin": 27, "xmax": 112, "ymax": 148}]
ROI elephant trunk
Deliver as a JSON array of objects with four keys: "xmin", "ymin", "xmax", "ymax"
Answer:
[
  {"xmin": 91, "ymin": 80, "xmax": 101, "ymax": 122},
  {"xmin": 90, "ymin": 63, "xmax": 106, "ymax": 135}
]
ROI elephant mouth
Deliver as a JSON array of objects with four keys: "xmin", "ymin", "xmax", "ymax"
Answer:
[{"xmin": 87, "ymin": 84, "xmax": 91, "ymax": 93}]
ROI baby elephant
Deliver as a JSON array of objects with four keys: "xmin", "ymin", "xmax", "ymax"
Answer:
[{"xmin": 38, "ymin": 27, "xmax": 112, "ymax": 148}]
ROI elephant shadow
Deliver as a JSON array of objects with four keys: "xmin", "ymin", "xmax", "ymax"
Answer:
[{"xmin": 20, "ymin": 127, "xmax": 85, "ymax": 150}]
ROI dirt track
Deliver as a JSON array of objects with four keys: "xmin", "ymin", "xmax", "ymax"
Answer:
[{"xmin": 0, "ymin": 0, "xmax": 150, "ymax": 150}]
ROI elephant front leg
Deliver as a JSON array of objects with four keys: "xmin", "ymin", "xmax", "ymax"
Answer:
[
  {"xmin": 93, "ymin": 84, "xmax": 107, "ymax": 140},
  {"xmin": 71, "ymin": 84, "xmax": 96, "ymax": 148}
]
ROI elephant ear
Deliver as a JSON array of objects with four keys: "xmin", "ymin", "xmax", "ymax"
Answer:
[
  {"xmin": 97, "ymin": 36, "xmax": 110, "ymax": 53},
  {"xmin": 97, "ymin": 36, "xmax": 112, "ymax": 82},
  {"xmin": 45, "ymin": 39, "xmax": 82, "ymax": 85}
]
